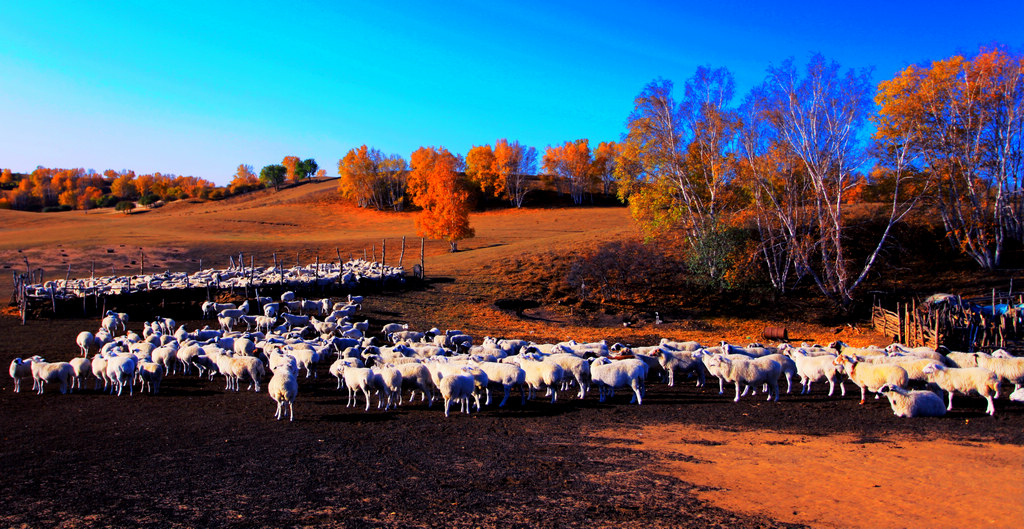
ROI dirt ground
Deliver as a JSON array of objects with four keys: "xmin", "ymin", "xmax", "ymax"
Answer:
[{"xmin": 2, "ymin": 182, "xmax": 1023, "ymax": 528}]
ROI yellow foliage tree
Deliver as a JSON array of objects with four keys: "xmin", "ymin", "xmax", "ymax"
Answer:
[{"xmin": 229, "ymin": 164, "xmax": 260, "ymax": 194}]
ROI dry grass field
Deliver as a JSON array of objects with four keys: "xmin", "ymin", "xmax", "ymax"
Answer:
[{"xmin": 1, "ymin": 179, "xmax": 1022, "ymax": 529}]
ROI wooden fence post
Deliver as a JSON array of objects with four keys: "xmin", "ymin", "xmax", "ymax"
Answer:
[
  {"xmin": 399, "ymin": 236, "xmax": 406, "ymax": 268},
  {"xmin": 382, "ymin": 238, "xmax": 386, "ymax": 267},
  {"xmin": 63, "ymin": 264, "xmax": 72, "ymax": 298},
  {"xmin": 420, "ymin": 237, "xmax": 425, "ymax": 279}
]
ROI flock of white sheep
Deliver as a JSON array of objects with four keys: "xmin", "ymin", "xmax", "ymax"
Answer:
[
  {"xmin": 20, "ymin": 258, "xmax": 404, "ymax": 301},
  {"xmin": 9, "ymin": 291, "xmax": 1024, "ymax": 422}
]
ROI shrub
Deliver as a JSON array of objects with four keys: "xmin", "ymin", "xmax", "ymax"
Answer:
[
  {"xmin": 95, "ymin": 194, "xmax": 120, "ymax": 208},
  {"xmin": 115, "ymin": 200, "xmax": 135, "ymax": 215},
  {"xmin": 138, "ymin": 193, "xmax": 159, "ymax": 206}
]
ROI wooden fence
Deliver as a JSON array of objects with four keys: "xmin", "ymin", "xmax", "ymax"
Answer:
[{"xmin": 872, "ymin": 289, "xmax": 1024, "ymax": 353}]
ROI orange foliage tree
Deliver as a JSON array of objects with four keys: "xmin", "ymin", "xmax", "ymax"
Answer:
[
  {"xmin": 408, "ymin": 146, "xmax": 474, "ymax": 252},
  {"xmin": 337, "ymin": 146, "xmax": 408, "ymax": 210},
  {"xmin": 875, "ymin": 47, "xmax": 1023, "ymax": 270},
  {"xmin": 592, "ymin": 141, "xmax": 620, "ymax": 195},
  {"xmin": 282, "ymin": 156, "xmax": 301, "ymax": 184},
  {"xmin": 465, "ymin": 144, "xmax": 500, "ymax": 197},
  {"xmin": 543, "ymin": 139, "xmax": 594, "ymax": 204}
]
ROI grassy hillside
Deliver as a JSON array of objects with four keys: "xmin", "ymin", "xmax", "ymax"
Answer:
[{"xmin": 1, "ymin": 179, "xmax": 1019, "ymax": 347}]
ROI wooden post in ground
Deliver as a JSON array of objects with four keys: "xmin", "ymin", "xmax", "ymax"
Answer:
[
  {"xmin": 20, "ymin": 278, "xmax": 27, "ymax": 325},
  {"xmin": 372, "ymin": 244, "xmax": 376, "ymax": 263},
  {"xmin": 399, "ymin": 236, "xmax": 406, "ymax": 268},
  {"xmin": 63, "ymin": 264, "xmax": 72, "ymax": 298},
  {"xmin": 382, "ymin": 239, "xmax": 387, "ymax": 267},
  {"xmin": 420, "ymin": 237, "xmax": 425, "ymax": 279},
  {"xmin": 140, "ymin": 248, "xmax": 144, "ymax": 278},
  {"xmin": 91, "ymin": 260, "xmax": 95, "ymax": 280}
]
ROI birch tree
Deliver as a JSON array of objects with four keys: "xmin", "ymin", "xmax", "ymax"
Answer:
[{"xmin": 875, "ymin": 48, "xmax": 1024, "ymax": 270}]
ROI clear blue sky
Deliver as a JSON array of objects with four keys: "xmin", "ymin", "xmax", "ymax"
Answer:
[{"xmin": 1, "ymin": 0, "xmax": 1020, "ymax": 185}]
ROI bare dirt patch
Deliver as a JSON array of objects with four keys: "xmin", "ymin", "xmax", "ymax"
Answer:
[{"xmin": 595, "ymin": 425, "xmax": 1024, "ymax": 529}]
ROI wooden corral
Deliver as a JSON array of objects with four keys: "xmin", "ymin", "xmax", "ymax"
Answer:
[{"xmin": 872, "ymin": 289, "xmax": 1024, "ymax": 353}]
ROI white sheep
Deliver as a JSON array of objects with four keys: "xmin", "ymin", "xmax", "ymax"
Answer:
[
  {"xmin": 329, "ymin": 357, "xmax": 362, "ymax": 390},
  {"xmin": 281, "ymin": 312, "xmax": 310, "ymax": 331},
  {"xmin": 697, "ymin": 348, "xmax": 743, "ymax": 394},
  {"xmin": 894, "ymin": 358, "xmax": 946, "ymax": 384},
  {"xmin": 76, "ymin": 331, "xmax": 95, "ymax": 357},
  {"xmin": 547, "ymin": 353, "xmax": 591, "ymax": 399},
  {"xmin": 944, "ymin": 351, "xmax": 980, "ymax": 368},
  {"xmin": 31, "ymin": 361, "xmax": 75, "ymax": 395},
  {"xmin": 91, "ymin": 354, "xmax": 110, "ymax": 391},
  {"xmin": 975, "ymin": 354, "xmax": 1024, "ymax": 393},
  {"xmin": 393, "ymin": 362, "xmax": 433, "ymax": 405},
  {"xmin": 653, "ymin": 347, "xmax": 705, "ymax": 388},
  {"xmin": 1009, "ymin": 387, "xmax": 1024, "ymax": 402},
  {"xmin": 471, "ymin": 361, "xmax": 526, "ymax": 407},
  {"xmin": 230, "ymin": 356, "xmax": 265, "ymax": 392},
  {"xmin": 786, "ymin": 349, "xmax": 845, "ymax": 397},
  {"xmin": 878, "ymin": 385, "xmax": 947, "ymax": 417},
  {"xmin": 437, "ymin": 370, "xmax": 475, "ymax": 417},
  {"xmin": 175, "ymin": 343, "xmax": 204, "ymax": 375},
  {"xmin": 589, "ymin": 357, "xmax": 647, "ymax": 404},
  {"xmin": 922, "ymin": 363, "xmax": 999, "ymax": 415},
  {"xmin": 370, "ymin": 366, "xmax": 403, "ymax": 410},
  {"xmin": 833, "ymin": 355, "xmax": 909, "ymax": 405},
  {"xmin": 381, "ymin": 323, "xmax": 409, "ymax": 336},
  {"xmin": 343, "ymin": 366, "xmax": 373, "ymax": 410},
  {"xmin": 9, "ymin": 356, "xmax": 43, "ymax": 393},
  {"xmin": 69, "ymin": 357, "xmax": 92, "ymax": 391},
  {"xmin": 268, "ymin": 363, "xmax": 299, "ymax": 421},
  {"xmin": 705, "ymin": 354, "xmax": 781, "ymax": 402},
  {"xmin": 136, "ymin": 361, "xmax": 165, "ymax": 394},
  {"xmin": 105, "ymin": 352, "xmax": 138, "ymax": 396},
  {"xmin": 517, "ymin": 357, "xmax": 564, "ymax": 403}
]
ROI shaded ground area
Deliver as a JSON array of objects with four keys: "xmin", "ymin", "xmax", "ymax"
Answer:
[{"xmin": 2, "ymin": 314, "xmax": 1022, "ymax": 529}]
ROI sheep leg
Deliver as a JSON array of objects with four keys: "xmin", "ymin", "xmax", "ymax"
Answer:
[
  {"xmin": 734, "ymin": 381, "xmax": 742, "ymax": 402},
  {"xmin": 275, "ymin": 401, "xmax": 283, "ymax": 420},
  {"xmin": 717, "ymin": 376, "xmax": 725, "ymax": 395},
  {"xmin": 946, "ymin": 390, "xmax": 954, "ymax": 411},
  {"xmin": 985, "ymin": 395, "xmax": 995, "ymax": 416},
  {"xmin": 859, "ymin": 385, "xmax": 866, "ymax": 405},
  {"xmin": 785, "ymin": 374, "xmax": 792, "ymax": 394},
  {"xmin": 444, "ymin": 398, "xmax": 451, "ymax": 417},
  {"xmin": 499, "ymin": 386, "xmax": 510, "ymax": 407},
  {"xmin": 667, "ymin": 369, "xmax": 675, "ymax": 387},
  {"xmin": 631, "ymin": 381, "xmax": 643, "ymax": 405}
]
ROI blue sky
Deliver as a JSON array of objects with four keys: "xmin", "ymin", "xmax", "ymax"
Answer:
[{"xmin": 1, "ymin": 0, "xmax": 1020, "ymax": 185}]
